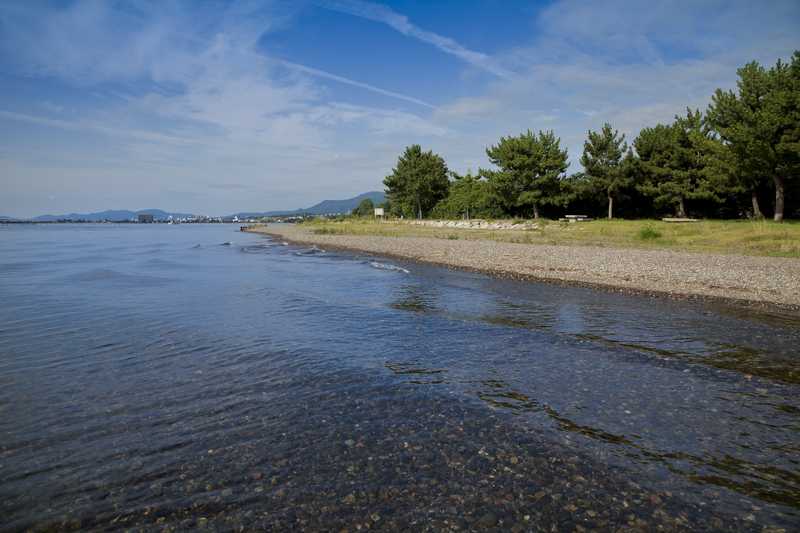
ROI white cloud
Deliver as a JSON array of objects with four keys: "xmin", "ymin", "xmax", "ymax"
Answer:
[
  {"xmin": 431, "ymin": 0, "xmax": 800, "ymax": 174},
  {"xmin": 1, "ymin": 0, "xmax": 798, "ymax": 217},
  {"xmin": 316, "ymin": 0, "xmax": 514, "ymax": 79},
  {"xmin": 307, "ymin": 103, "xmax": 447, "ymax": 137},
  {"xmin": 277, "ymin": 60, "xmax": 436, "ymax": 109},
  {"xmin": 435, "ymin": 97, "xmax": 501, "ymax": 119},
  {"xmin": 0, "ymin": 110, "xmax": 200, "ymax": 146},
  {"xmin": 0, "ymin": 0, "xmax": 452, "ymax": 215},
  {"xmin": 40, "ymin": 101, "xmax": 65, "ymax": 114}
]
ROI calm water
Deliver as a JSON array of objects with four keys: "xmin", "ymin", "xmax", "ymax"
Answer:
[{"xmin": 1, "ymin": 223, "xmax": 799, "ymax": 531}]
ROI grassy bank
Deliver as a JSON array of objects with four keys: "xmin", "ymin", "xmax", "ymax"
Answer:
[{"xmin": 301, "ymin": 218, "xmax": 800, "ymax": 257}]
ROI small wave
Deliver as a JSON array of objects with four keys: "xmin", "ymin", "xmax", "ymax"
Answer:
[
  {"xmin": 281, "ymin": 242, "xmax": 289, "ymax": 246},
  {"xmin": 220, "ymin": 241, "xmax": 233, "ymax": 246},
  {"xmin": 191, "ymin": 244, "xmax": 202, "ymax": 249},
  {"xmin": 294, "ymin": 246, "xmax": 325, "ymax": 256},
  {"xmin": 0, "ymin": 262, "xmax": 35, "ymax": 273},
  {"xmin": 240, "ymin": 243, "xmax": 276, "ymax": 254},
  {"xmin": 64, "ymin": 268, "xmax": 173, "ymax": 287},
  {"xmin": 369, "ymin": 261, "xmax": 409, "ymax": 274}
]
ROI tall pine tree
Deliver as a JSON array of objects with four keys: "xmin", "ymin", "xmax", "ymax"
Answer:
[
  {"xmin": 383, "ymin": 145, "xmax": 450, "ymax": 219},
  {"xmin": 635, "ymin": 110, "xmax": 720, "ymax": 217},
  {"xmin": 707, "ymin": 51, "xmax": 800, "ymax": 221},
  {"xmin": 580, "ymin": 123, "xmax": 630, "ymax": 219},
  {"xmin": 483, "ymin": 130, "xmax": 568, "ymax": 219}
]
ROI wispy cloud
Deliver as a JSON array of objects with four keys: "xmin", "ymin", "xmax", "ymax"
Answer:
[
  {"xmin": 276, "ymin": 59, "xmax": 436, "ymax": 109},
  {"xmin": 1, "ymin": 0, "xmax": 797, "ymax": 218},
  {"xmin": 316, "ymin": 0, "xmax": 514, "ymax": 79},
  {"xmin": 0, "ymin": 110, "xmax": 200, "ymax": 146},
  {"xmin": 0, "ymin": 0, "xmax": 452, "ymax": 216}
]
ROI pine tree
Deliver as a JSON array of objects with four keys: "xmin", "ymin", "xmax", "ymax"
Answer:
[
  {"xmin": 431, "ymin": 171, "xmax": 493, "ymax": 220},
  {"xmin": 483, "ymin": 130, "xmax": 569, "ymax": 219},
  {"xmin": 635, "ymin": 110, "xmax": 721, "ymax": 217},
  {"xmin": 580, "ymin": 123, "xmax": 629, "ymax": 219},
  {"xmin": 707, "ymin": 51, "xmax": 800, "ymax": 221},
  {"xmin": 383, "ymin": 145, "xmax": 450, "ymax": 219}
]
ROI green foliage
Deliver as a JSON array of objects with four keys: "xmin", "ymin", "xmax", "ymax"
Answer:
[
  {"xmin": 371, "ymin": 52, "xmax": 798, "ymax": 222},
  {"xmin": 707, "ymin": 51, "xmax": 800, "ymax": 221},
  {"xmin": 634, "ymin": 109, "xmax": 722, "ymax": 217},
  {"xmin": 579, "ymin": 123, "xmax": 631, "ymax": 218},
  {"xmin": 312, "ymin": 227, "xmax": 341, "ymax": 235},
  {"xmin": 482, "ymin": 130, "xmax": 569, "ymax": 218},
  {"xmin": 638, "ymin": 225, "xmax": 662, "ymax": 240},
  {"xmin": 430, "ymin": 171, "xmax": 497, "ymax": 219},
  {"xmin": 383, "ymin": 145, "xmax": 450, "ymax": 219},
  {"xmin": 351, "ymin": 198, "xmax": 374, "ymax": 217}
]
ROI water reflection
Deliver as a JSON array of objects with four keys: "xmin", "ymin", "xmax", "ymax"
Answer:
[
  {"xmin": 390, "ymin": 284, "xmax": 440, "ymax": 313},
  {"xmin": 379, "ymin": 271, "xmax": 800, "ymax": 520},
  {"xmin": 1, "ymin": 224, "xmax": 798, "ymax": 531},
  {"xmin": 468, "ymin": 376, "xmax": 800, "ymax": 507},
  {"xmin": 476, "ymin": 379, "xmax": 634, "ymax": 445},
  {"xmin": 385, "ymin": 362, "xmax": 447, "ymax": 385}
]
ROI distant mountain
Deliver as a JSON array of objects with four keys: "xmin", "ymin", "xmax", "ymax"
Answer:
[
  {"xmin": 32, "ymin": 209, "xmax": 194, "ymax": 222},
  {"xmin": 21, "ymin": 192, "xmax": 386, "ymax": 221},
  {"xmin": 0, "ymin": 215, "xmax": 19, "ymax": 222},
  {"xmin": 233, "ymin": 191, "xmax": 386, "ymax": 218},
  {"xmin": 304, "ymin": 191, "xmax": 386, "ymax": 215}
]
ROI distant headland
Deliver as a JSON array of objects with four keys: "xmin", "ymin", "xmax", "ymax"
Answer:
[{"xmin": 0, "ymin": 191, "xmax": 385, "ymax": 223}]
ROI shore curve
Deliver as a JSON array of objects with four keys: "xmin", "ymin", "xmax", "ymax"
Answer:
[{"xmin": 246, "ymin": 224, "xmax": 800, "ymax": 312}]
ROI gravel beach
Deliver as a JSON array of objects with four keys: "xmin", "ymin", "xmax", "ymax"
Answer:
[{"xmin": 249, "ymin": 224, "xmax": 800, "ymax": 310}]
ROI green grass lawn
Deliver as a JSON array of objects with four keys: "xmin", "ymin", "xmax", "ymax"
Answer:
[{"xmin": 301, "ymin": 218, "xmax": 800, "ymax": 257}]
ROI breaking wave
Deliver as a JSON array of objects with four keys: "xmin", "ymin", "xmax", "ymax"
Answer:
[{"xmin": 369, "ymin": 261, "xmax": 410, "ymax": 274}]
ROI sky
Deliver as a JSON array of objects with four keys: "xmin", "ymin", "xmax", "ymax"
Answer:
[{"xmin": 0, "ymin": 0, "xmax": 798, "ymax": 218}]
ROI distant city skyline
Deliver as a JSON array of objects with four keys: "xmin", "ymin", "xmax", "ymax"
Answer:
[{"xmin": 1, "ymin": 0, "xmax": 798, "ymax": 218}]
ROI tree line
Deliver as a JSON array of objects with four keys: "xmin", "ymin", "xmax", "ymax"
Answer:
[{"xmin": 382, "ymin": 52, "xmax": 799, "ymax": 222}]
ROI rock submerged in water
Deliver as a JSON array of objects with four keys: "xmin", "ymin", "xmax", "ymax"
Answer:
[{"xmin": 475, "ymin": 512, "xmax": 497, "ymax": 527}]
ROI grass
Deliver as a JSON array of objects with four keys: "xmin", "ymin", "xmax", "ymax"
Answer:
[
  {"xmin": 301, "ymin": 217, "xmax": 800, "ymax": 257},
  {"xmin": 638, "ymin": 225, "xmax": 662, "ymax": 241}
]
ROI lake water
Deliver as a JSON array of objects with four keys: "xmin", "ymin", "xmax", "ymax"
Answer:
[{"xmin": 1, "ymin": 223, "xmax": 798, "ymax": 531}]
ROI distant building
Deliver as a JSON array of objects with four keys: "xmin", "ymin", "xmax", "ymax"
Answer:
[{"xmin": 138, "ymin": 214, "xmax": 154, "ymax": 223}]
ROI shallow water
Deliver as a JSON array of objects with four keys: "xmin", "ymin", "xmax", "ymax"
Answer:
[{"xmin": 0, "ymin": 223, "xmax": 798, "ymax": 531}]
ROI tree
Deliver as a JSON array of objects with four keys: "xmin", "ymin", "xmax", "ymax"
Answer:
[
  {"xmin": 707, "ymin": 51, "xmax": 800, "ymax": 221},
  {"xmin": 431, "ymin": 171, "xmax": 495, "ymax": 219},
  {"xmin": 580, "ymin": 123, "xmax": 630, "ymax": 219},
  {"xmin": 383, "ymin": 145, "xmax": 450, "ymax": 219},
  {"xmin": 483, "ymin": 130, "xmax": 569, "ymax": 219},
  {"xmin": 634, "ymin": 110, "xmax": 720, "ymax": 217},
  {"xmin": 351, "ymin": 198, "xmax": 374, "ymax": 217},
  {"xmin": 703, "ymin": 136, "xmax": 757, "ymax": 217}
]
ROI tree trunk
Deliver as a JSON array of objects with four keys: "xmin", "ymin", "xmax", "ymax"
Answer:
[
  {"xmin": 416, "ymin": 196, "xmax": 422, "ymax": 220},
  {"xmin": 677, "ymin": 197, "xmax": 686, "ymax": 218},
  {"xmin": 751, "ymin": 190, "xmax": 763, "ymax": 219},
  {"xmin": 607, "ymin": 194, "xmax": 614, "ymax": 220},
  {"xmin": 533, "ymin": 204, "xmax": 540, "ymax": 220},
  {"xmin": 773, "ymin": 176, "xmax": 785, "ymax": 222}
]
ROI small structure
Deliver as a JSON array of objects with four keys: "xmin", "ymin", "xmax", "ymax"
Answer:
[
  {"xmin": 374, "ymin": 207, "xmax": 385, "ymax": 219},
  {"xmin": 559, "ymin": 214, "xmax": 592, "ymax": 223},
  {"xmin": 137, "ymin": 214, "xmax": 154, "ymax": 223},
  {"xmin": 662, "ymin": 217, "xmax": 699, "ymax": 223}
]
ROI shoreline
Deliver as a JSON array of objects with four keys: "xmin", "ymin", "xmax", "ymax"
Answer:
[{"xmin": 246, "ymin": 224, "xmax": 800, "ymax": 313}]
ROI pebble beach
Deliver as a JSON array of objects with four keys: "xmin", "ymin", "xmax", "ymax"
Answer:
[{"xmin": 249, "ymin": 224, "xmax": 800, "ymax": 310}]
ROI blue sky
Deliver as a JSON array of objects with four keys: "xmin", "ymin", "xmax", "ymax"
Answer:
[{"xmin": 1, "ymin": 0, "xmax": 798, "ymax": 217}]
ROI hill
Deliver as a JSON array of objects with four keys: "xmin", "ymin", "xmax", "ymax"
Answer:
[
  {"xmin": 32, "ymin": 209, "xmax": 194, "ymax": 222},
  {"xmin": 233, "ymin": 191, "xmax": 385, "ymax": 218},
  {"xmin": 20, "ymin": 192, "xmax": 387, "ymax": 221}
]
